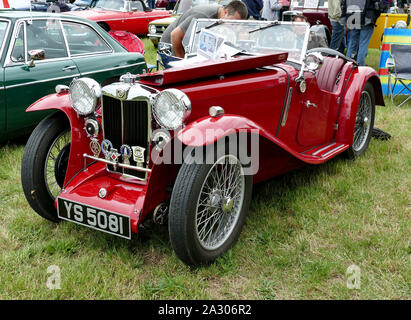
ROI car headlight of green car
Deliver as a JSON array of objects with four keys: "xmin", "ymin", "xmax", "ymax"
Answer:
[{"xmin": 149, "ymin": 24, "xmax": 157, "ymax": 34}]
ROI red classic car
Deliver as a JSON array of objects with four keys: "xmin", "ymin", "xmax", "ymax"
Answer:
[
  {"xmin": 21, "ymin": 20, "xmax": 384, "ymax": 266},
  {"xmin": 65, "ymin": 0, "xmax": 171, "ymax": 34}
]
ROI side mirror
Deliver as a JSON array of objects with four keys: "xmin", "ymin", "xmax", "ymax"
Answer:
[
  {"xmin": 304, "ymin": 52, "xmax": 324, "ymax": 72},
  {"xmin": 27, "ymin": 49, "xmax": 45, "ymax": 67}
]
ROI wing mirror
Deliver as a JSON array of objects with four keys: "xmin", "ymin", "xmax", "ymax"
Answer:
[
  {"xmin": 304, "ymin": 52, "xmax": 324, "ymax": 72},
  {"xmin": 27, "ymin": 49, "xmax": 45, "ymax": 67}
]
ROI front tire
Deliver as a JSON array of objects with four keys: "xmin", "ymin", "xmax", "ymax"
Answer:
[
  {"xmin": 345, "ymin": 82, "xmax": 375, "ymax": 159},
  {"xmin": 21, "ymin": 112, "xmax": 71, "ymax": 222},
  {"xmin": 169, "ymin": 149, "xmax": 252, "ymax": 266}
]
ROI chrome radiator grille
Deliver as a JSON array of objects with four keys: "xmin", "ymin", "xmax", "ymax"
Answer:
[{"xmin": 102, "ymin": 95, "xmax": 150, "ymax": 180}]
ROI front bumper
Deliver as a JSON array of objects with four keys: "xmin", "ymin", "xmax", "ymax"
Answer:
[
  {"xmin": 57, "ymin": 161, "xmax": 148, "ymax": 235},
  {"xmin": 148, "ymin": 33, "xmax": 162, "ymax": 39}
]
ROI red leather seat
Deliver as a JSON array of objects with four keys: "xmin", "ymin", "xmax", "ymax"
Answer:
[{"xmin": 316, "ymin": 57, "xmax": 345, "ymax": 92}]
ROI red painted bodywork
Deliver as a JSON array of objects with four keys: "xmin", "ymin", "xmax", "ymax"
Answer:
[
  {"xmin": 109, "ymin": 30, "xmax": 145, "ymax": 54},
  {"xmin": 65, "ymin": 7, "xmax": 170, "ymax": 35},
  {"xmin": 293, "ymin": 7, "xmax": 332, "ymax": 32},
  {"xmin": 27, "ymin": 53, "xmax": 384, "ymax": 235}
]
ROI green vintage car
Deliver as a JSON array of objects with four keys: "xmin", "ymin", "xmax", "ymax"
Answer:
[
  {"xmin": 0, "ymin": 10, "xmax": 147, "ymax": 143},
  {"xmin": 147, "ymin": 0, "xmax": 230, "ymax": 47}
]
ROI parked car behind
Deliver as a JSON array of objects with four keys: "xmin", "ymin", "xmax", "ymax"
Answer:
[
  {"xmin": 0, "ymin": 11, "xmax": 147, "ymax": 143},
  {"xmin": 66, "ymin": 0, "xmax": 171, "ymax": 35},
  {"xmin": 286, "ymin": 0, "xmax": 331, "ymax": 31}
]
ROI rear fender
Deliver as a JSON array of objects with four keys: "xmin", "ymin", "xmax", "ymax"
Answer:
[
  {"xmin": 336, "ymin": 69, "xmax": 384, "ymax": 145},
  {"xmin": 27, "ymin": 93, "xmax": 93, "ymax": 187}
]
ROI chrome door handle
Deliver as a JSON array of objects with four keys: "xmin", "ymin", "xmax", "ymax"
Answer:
[
  {"xmin": 305, "ymin": 100, "xmax": 318, "ymax": 108},
  {"xmin": 62, "ymin": 66, "xmax": 77, "ymax": 71}
]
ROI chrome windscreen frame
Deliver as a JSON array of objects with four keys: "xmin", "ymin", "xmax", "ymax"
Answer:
[{"xmin": 184, "ymin": 19, "xmax": 311, "ymax": 65}]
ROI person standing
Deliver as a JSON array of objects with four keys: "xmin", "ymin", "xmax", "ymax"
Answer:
[
  {"xmin": 148, "ymin": 0, "xmax": 156, "ymax": 9},
  {"xmin": 261, "ymin": 0, "xmax": 282, "ymax": 21},
  {"xmin": 344, "ymin": 0, "xmax": 384, "ymax": 65},
  {"xmin": 328, "ymin": 0, "xmax": 346, "ymax": 53},
  {"xmin": 242, "ymin": 0, "xmax": 264, "ymax": 19},
  {"xmin": 167, "ymin": 0, "xmax": 176, "ymax": 10}
]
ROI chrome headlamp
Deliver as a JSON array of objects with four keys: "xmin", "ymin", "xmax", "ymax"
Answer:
[
  {"xmin": 152, "ymin": 89, "xmax": 191, "ymax": 130},
  {"xmin": 149, "ymin": 24, "xmax": 157, "ymax": 34},
  {"xmin": 70, "ymin": 78, "xmax": 101, "ymax": 116}
]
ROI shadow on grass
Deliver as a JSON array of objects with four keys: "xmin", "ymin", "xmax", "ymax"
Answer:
[{"xmin": 0, "ymin": 134, "xmax": 30, "ymax": 148}]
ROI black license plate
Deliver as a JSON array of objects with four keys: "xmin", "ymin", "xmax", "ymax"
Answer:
[{"xmin": 57, "ymin": 198, "xmax": 131, "ymax": 239}]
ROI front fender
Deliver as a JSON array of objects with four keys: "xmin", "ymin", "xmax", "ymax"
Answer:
[
  {"xmin": 27, "ymin": 92, "xmax": 92, "ymax": 188},
  {"xmin": 177, "ymin": 114, "xmax": 333, "ymax": 165},
  {"xmin": 177, "ymin": 115, "xmax": 264, "ymax": 147},
  {"xmin": 336, "ymin": 67, "xmax": 384, "ymax": 145}
]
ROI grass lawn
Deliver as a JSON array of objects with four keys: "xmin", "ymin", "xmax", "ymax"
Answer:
[{"xmin": 0, "ymin": 45, "xmax": 409, "ymax": 299}]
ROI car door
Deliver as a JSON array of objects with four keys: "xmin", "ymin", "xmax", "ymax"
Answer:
[
  {"xmin": 295, "ymin": 71, "xmax": 337, "ymax": 147},
  {"xmin": 4, "ymin": 19, "xmax": 79, "ymax": 136},
  {"xmin": 0, "ymin": 19, "xmax": 10, "ymax": 141},
  {"xmin": 61, "ymin": 20, "xmax": 142, "ymax": 84},
  {"xmin": 123, "ymin": 0, "xmax": 149, "ymax": 35}
]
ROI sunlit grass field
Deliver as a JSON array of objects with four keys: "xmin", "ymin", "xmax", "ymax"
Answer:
[{"xmin": 0, "ymin": 45, "xmax": 409, "ymax": 299}]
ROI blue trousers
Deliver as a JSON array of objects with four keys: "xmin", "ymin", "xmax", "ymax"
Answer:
[
  {"xmin": 346, "ymin": 24, "xmax": 375, "ymax": 66},
  {"xmin": 329, "ymin": 20, "xmax": 346, "ymax": 54},
  {"xmin": 148, "ymin": 0, "xmax": 156, "ymax": 9}
]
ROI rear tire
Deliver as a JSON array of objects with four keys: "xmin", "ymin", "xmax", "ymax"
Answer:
[
  {"xmin": 345, "ymin": 82, "xmax": 375, "ymax": 159},
  {"xmin": 21, "ymin": 112, "xmax": 70, "ymax": 222}
]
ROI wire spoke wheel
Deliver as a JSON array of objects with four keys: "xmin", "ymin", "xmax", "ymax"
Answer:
[
  {"xmin": 195, "ymin": 154, "xmax": 245, "ymax": 251},
  {"xmin": 169, "ymin": 145, "xmax": 253, "ymax": 266},
  {"xmin": 345, "ymin": 82, "xmax": 375, "ymax": 159},
  {"xmin": 352, "ymin": 90, "xmax": 372, "ymax": 152},
  {"xmin": 44, "ymin": 130, "xmax": 71, "ymax": 199}
]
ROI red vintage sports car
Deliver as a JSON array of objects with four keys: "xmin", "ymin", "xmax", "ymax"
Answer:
[
  {"xmin": 21, "ymin": 20, "xmax": 384, "ymax": 266},
  {"xmin": 65, "ymin": 0, "xmax": 171, "ymax": 34}
]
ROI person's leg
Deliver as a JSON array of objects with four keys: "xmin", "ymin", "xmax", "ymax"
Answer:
[
  {"xmin": 356, "ymin": 24, "xmax": 375, "ymax": 66},
  {"xmin": 346, "ymin": 28, "xmax": 360, "ymax": 60},
  {"xmin": 329, "ymin": 20, "xmax": 345, "ymax": 52}
]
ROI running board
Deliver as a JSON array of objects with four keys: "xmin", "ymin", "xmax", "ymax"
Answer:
[{"xmin": 298, "ymin": 142, "xmax": 349, "ymax": 163}]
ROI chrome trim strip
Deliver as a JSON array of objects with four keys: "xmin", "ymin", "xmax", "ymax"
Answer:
[
  {"xmin": 84, "ymin": 154, "xmax": 152, "ymax": 173},
  {"xmin": 321, "ymin": 144, "xmax": 347, "ymax": 158},
  {"xmin": 4, "ymin": 63, "xmax": 144, "ymax": 89},
  {"xmin": 281, "ymin": 87, "xmax": 293, "ymax": 127},
  {"xmin": 59, "ymin": 19, "xmax": 71, "ymax": 59},
  {"xmin": 5, "ymin": 73, "xmax": 81, "ymax": 89},
  {"xmin": 0, "ymin": 19, "xmax": 11, "ymax": 66},
  {"xmin": 312, "ymin": 142, "xmax": 336, "ymax": 156},
  {"xmin": 79, "ymin": 62, "xmax": 146, "ymax": 76}
]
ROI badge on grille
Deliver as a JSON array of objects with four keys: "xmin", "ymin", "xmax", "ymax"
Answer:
[
  {"xmin": 132, "ymin": 146, "xmax": 145, "ymax": 165},
  {"xmin": 116, "ymin": 88, "xmax": 126, "ymax": 99},
  {"xmin": 120, "ymin": 144, "xmax": 132, "ymax": 165},
  {"xmin": 90, "ymin": 138, "xmax": 101, "ymax": 157},
  {"xmin": 109, "ymin": 148, "xmax": 120, "ymax": 170},
  {"xmin": 101, "ymin": 139, "xmax": 113, "ymax": 160}
]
